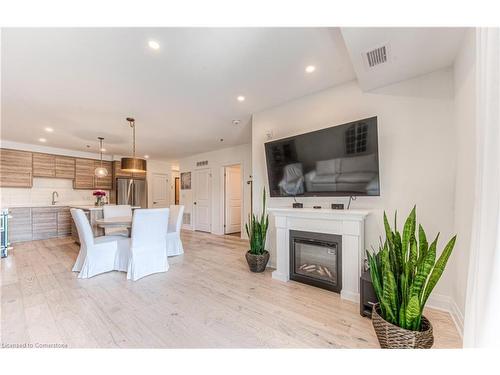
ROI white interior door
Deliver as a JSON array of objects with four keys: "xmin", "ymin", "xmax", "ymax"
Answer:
[
  {"xmin": 225, "ymin": 165, "xmax": 242, "ymax": 234},
  {"xmin": 151, "ymin": 173, "xmax": 169, "ymax": 208},
  {"xmin": 194, "ymin": 168, "xmax": 211, "ymax": 232}
]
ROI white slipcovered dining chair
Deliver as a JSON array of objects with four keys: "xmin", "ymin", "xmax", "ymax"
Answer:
[
  {"xmin": 71, "ymin": 208, "xmax": 130, "ymax": 279},
  {"xmin": 166, "ymin": 204, "xmax": 185, "ymax": 257},
  {"xmin": 127, "ymin": 208, "xmax": 170, "ymax": 281},
  {"xmin": 103, "ymin": 204, "xmax": 132, "ymax": 237}
]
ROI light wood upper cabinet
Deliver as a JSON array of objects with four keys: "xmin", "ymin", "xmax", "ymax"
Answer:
[
  {"xmin": 55, "ymin": 156, "xmax": 75, "ymax": 179},
  {"xmin": 33, "ymin": 153, "xmax": 56, "ymax": 177},
  {"xmin": 74, "ymin": 158, "xmax": 95, "ymax": 189},
  {"xmin": 94, "ymin": 160, "xmax": 113, "ymax": 190},
  {"xmin": 0, "ymin": 148, "xmax": 33, "ymax": 188}
]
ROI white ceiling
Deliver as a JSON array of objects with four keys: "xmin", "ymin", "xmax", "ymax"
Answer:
[
  {"xmin": 1, "ymin": 28, "xmax": 356, "ymax": 159},
  {"xmin": 1, "ymin": 27, "xmax": 467, "ymax": 160},
  {"xmin": 340, "ymin": 27, "xmax": 466, "ymax": 91}
]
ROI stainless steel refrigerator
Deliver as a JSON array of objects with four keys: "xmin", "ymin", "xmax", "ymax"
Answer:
[{"xmin": 116, "ymin": 178, "xmax": 147, "ymax": 208}]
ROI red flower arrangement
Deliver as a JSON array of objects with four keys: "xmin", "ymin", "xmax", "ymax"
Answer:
[{"xmin": 93, "ymin": 190, "xmax": 107, "ymax": 197}]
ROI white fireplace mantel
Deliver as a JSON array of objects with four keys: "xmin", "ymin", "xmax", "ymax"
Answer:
[{"xmin": 267, "ymin": 207, "xmax": 370, "ymax": 303}]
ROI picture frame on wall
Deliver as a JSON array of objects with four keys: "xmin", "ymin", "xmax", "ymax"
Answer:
[{"xmin": 181, "ymin": 172, "xmax": 191, "ymax": 190}]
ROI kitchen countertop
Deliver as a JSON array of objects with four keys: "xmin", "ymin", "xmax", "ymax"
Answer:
[
  {"xmin": 70, "ymin": 205, "xmax": 141, "ymax": 211},
  {"xmin": 2, "ymin": 203, "xmax": 141, "ymax": 210}
]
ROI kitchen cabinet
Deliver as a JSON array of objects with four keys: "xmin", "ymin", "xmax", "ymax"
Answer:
[
  {"xmin": 74, "ymin": 158, "xmax": 95, "ymax": 189},
  {"xmin": 32, "ymin": 207, "xmax": 58, "ymax": 240},
  {"xmin": 8, "ymin": 206, "xmax": 72, "ymax": 243},
  {"xmin": 0, "ymin": 148, "xmax": 33, "ymax": 188},
  {"xmin": 33, "ymin": 153, "xmax": 56, "ymax": 177},
  {"xmin": 57, "ymin": 208, "xmax": 72, "ymax": 236},
  {"xmin": 8, "ymin": 208, "xmax": 32, "ymax": 243},
  {"xmin": 55, "ymin": 156, "xmax": 75, "ymax": 179},
  {"xmin": 94, "ymin": 160, "xmax": 113, "ymax": 190}
]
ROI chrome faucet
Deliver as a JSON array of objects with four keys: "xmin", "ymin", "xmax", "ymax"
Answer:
[{"xmin": 52, "ymin": 191, "xmax": 59, "ymax": 205}]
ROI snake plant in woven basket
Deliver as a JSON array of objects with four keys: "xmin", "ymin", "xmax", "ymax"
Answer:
[
  {"xmin": 366, "ymin": 206, "xmax": 456, "ymax": 331},
  {"xmin": 245, "ymin": 188, "xmax": 269, "ymax": 255}
]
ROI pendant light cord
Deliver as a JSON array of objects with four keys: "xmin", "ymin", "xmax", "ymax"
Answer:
[
  {"xmin": 98, "ymin": 137, "xmax": 104, "ymax": 167},
  {"xmin": 132, "ymin": 120, "xmax": 136, "ymax": 158},
  {"xmin": 127, "ymin": 118, "xmax": 136, "ymax": 158}
]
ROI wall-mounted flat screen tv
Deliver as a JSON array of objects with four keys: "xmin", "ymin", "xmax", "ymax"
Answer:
[{"xmin": 265, "ymin": 117, "xmax": 380, "ymax": 197}]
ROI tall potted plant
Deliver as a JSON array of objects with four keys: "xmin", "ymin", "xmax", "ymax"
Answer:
[
  {"xmin": 366, "ymin": 206, "xmax": 456, "ymax": 348},
  {"xmin": 245, "ymin": 188, "xmax": 270, "ymax": 272}
]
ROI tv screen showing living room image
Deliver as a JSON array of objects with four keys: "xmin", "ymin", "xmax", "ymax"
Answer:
[{"xmin": 264, "ymin": 116, "xmax": 380, "ymax": 197}]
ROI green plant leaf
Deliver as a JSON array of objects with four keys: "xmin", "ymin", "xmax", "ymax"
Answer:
[
  {"xmin": 410, "ymin": 234, "xmax": 438, "ymax": 301},
  {"xmin": 401, "ymin": 206, "xmax": 416, "ymax": 261},
  {"xmin": 417, "ymin": 224, "xmax": 428, "ymax": 266},
  {"xmin": 422, "ymin": 235, "xmax": 457, "ymax": 307},
  {"xmin": 405, "ymin": 295, "xmax": 421, "ymax": 330},
  {"xmin": 366, "ymin": 206, "xmax": 455, "ymax": 332}
]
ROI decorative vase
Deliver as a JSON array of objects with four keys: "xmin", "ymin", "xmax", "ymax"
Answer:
[
  {"xmin": 371, "ymin": 303, "xmax": 434, "ymax": 349},
  {"xmin": 245, "ymin": 250, "xmax": 270, "ymax": 273},
  {"xmin": 95, "ymin": 197, "xmax": 102, "ymax": 206}
]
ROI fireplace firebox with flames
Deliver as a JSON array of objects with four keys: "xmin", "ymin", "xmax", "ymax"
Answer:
[{"xmin": 289, "ymin": 230, "xmax": 342, "ymax": 293}]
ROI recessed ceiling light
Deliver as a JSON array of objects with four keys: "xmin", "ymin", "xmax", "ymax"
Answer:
[
  {"xmin": 232, "ymin": 120, "xmax": 241, "ymax": 125},
  {"xmin": 38, "ymin": 138, "xmax": 47, "ymax": 143},
  {"xmin": 44, "ymin": 127, "xmax": 54, "ymax": 133},
  {"xmin": 100, "ymin": 148, "xmax": 107, "ymax": 152},
  {"xmin": 144, "ymin": 155, "xmax": 150, "ymax": 159},
  {"xmin": 237, "ymin": 95, "xmax": 245, "ymax": 102},
  {"xmin": 148, "ymin": 40, "xmax": 160, "ymax": 50},
  {"xmin": 305, "ymin": 65, "xmax": 316, "ymax": 73}
]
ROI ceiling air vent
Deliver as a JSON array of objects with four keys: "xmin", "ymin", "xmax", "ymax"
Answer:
[{"xmin": 365, "ymin": 45, "xmax": 388, "ymax": 68}]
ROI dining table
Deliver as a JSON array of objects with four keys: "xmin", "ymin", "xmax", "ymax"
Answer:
[{"xmin": 95, "ymin": 216, "xmax": 133, "ymax": 236}]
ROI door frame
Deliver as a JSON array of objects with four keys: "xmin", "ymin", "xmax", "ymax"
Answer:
[
  {"xmin": 174, "ymin": 177, "xmax": 180, "ymax": 205},
  {"xmin": 220, "ymin": 162, "xmax": 243, "ymax": 237},
  {"xmin": 193, "ymin": 168, "xmax": 212, "ymax": 232}
]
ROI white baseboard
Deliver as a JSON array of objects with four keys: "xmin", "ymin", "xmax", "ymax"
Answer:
[{"xmin": 427, "ymin": 293, "xmax": 464, "ymax": 338}]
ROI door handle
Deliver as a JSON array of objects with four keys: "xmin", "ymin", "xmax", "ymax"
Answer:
[{"xmin": 153, "ymin": 201, "xmax": 158, "ymax": 204}]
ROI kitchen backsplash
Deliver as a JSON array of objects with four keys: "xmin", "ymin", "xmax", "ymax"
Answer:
[{"xmin": 1, "ymin": 178, "xmax": 110, "ymax": 207}]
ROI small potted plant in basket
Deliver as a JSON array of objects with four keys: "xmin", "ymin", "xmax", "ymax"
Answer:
[
  {"xmin": 245, "ymin": 188, "xmax": 270, "ymax": 272},
  {"xmin": 93, "ymin": 190, "xmax": 106, "ymax": 206},
  {"xmin": 366, "ymin": 206, "xmax": 456, "ymax": 348}
]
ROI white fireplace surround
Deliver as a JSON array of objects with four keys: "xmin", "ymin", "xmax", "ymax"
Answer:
[{"xmin": 268, "ymin": 208, "xmax": 370, "ymax": 302}]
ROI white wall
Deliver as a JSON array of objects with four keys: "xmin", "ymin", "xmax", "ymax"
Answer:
[
  {"xmin": 252, "ymin": 69, "xmax": 457, "ymax": 301},
  {"xmin": 450, "ymin": 29, "xmax": 476, "ymax": 334},
  {"xmin": 1, "ymin": 178, "xmax": 103, "ymax": 207},
  {"xmin": 178, "ymin": 143, "xmax": 252, "ymax": 236}
]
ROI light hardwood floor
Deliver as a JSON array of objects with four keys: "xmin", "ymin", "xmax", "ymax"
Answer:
[{"xmin": 0, "ymin": 231, "xmax": 462, "ymax": 348}]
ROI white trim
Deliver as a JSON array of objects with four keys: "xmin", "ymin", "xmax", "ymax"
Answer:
[{"xmin": 427, "ymin": 293, "xmax": 464, "ymax": 339}]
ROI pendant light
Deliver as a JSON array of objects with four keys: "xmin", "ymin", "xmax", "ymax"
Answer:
[
  {"xmin": 94, "ymin": 137, "xmax": 109, "ymax": 177},
  {"xmin": 121, "ymin": 117, "xmax": 147, "ymax": 173}
]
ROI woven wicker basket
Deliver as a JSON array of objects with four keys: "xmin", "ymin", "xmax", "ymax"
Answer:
[
  {"xmin": 245, "ymin": 251, "xmax": 270, "ymax": 273},
  {"xmin": 372, "ymin": 303, "xmax": 434, "ymax": 349}
]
